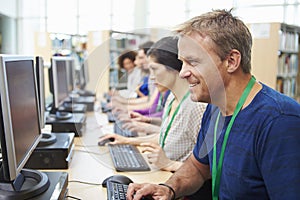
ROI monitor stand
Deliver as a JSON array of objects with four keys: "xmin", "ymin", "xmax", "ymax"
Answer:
[
  {"xmin": 55, "ymin": 111, "xmax": 73, "ymax": 120},
  {"xmin": 38, "ymin": 132, "xmax": 57, "ymax": 147},
  {"xmin": 64, "ymin": 96, "xmax": 95, "ymax": 111},
  {"xmin": 46, "ymin": 112, "xmax": 86, "ymax": 137},
  {"xmin": 58, "ymin": 103, "xmax": 87, "ymax": 113},
  {"xmin": 0, "ymin": 169, "xmax": 49, "ymax": 200}
]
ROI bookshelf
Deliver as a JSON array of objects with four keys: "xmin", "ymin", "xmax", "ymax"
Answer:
[
  {"xmin": 248, "ymin": 23, "xmax": 300, "ymax": 101},
  {"xmin": 34, "ymin": 32, "xmax": 87, "ymax": 65},
  {"xmin": 86, "ymin": 30, "xmax": 150, "ymax": 97},
  {"xmin": 108, "ymin": 30, "xmax": 150, "ymax": 89}
]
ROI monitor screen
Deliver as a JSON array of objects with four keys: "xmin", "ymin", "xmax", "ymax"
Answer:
[
  {"xmin": 50, "ymin": 57, "xmax": 69, "ymax": 110},
  {"xmin": 44, "ymin": 65, "xmax": 53, "ymax": 110},
  {"xmin": 77, "ymin": 63, "xmax": 86, "ymax": 89},
  {"xmin": 83, "ymin": 58, "xmax": 89, "ymax": 87},
  {"xmin": 0, "ymin": 55, "xmax": 41, "ymax": 182},
  {"xmin": 77, "ymin": 58, "xmax": 89, "ymax": 90}
]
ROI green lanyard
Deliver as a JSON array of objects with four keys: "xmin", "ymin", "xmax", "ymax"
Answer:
[
  {"xmin": 156, "ymin": 93, "xmax": 163, "ymax": 112},
  {"xmin": 159, "ymin": 91, "xmax": 190, "ymax": 149},
  {"xmin": 212, "ymin": 76, "xmax": 256, "ymax": 200}
]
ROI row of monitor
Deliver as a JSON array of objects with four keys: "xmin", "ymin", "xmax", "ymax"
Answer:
[{"xmin": 0, "ymin": 54, "xmax": 90, "ymax": 199}]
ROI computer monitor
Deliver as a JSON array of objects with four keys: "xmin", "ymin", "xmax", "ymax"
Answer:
[
  {"xmin": 81, "ymin": 58, "xmax": 89, "ymax": 89},
  {"xmin": 35, "ymin": 56, "xmax": 46, "ymax": 128},
  {"xmin": 0, "ymin": 55, "xmax": 49, "ymax": 198},
  {"xmin": 65, "ymin": 57, "xmax": 76, "ymax": 93},
  {"xmin": 35, "ymin": 56, "xmax": 57, "ymax": 146},
  {"xmin": 76, "ymin": 58, "xmax": 95, "ymax": 97},
  {"xmin": 44, "ymin": 64, "xmax": 53, "ymax": 110},
  {"xmin": 48, "ymin": 56, "xmax": 72, "ymax": 119},
  {"xmin": 76, "ymin": 58, "xmax": 89, "ymax": 89}
]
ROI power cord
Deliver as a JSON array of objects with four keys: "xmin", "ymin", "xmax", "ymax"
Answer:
[
  {"xmin": 66, "ymin": 195, "xmax": 81, "ymax": 200},
  {"xmin": 74, "ymin": 149, "xmax": 109, "ymax": 155},
  {"xmin": 66, "ymin": 180, "xmax": 102, "ymax": 200},
  {"xmin": 75, "ymin": 144, "xmax": 99, "ymax": 147},
  {"xmin": 68, "ymin": 180, "xmax": 102, "ymax": 186}
]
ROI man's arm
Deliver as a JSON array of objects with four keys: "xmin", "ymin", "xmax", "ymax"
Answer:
[
  {"xmin": 126, "ymin": 154, "xmax": 210, "ymax": 200},
  {"xmin": 164, "ymin": 154, "xmax": 211, "ymax": 198}
]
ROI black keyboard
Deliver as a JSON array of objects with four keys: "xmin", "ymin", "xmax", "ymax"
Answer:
[
  {"xmin": 114, "ymin": 122, "xmax": 138, "ymax": 137},
  {"xmin": 106, "ymin": 181, "xmax": 128, "ymax": 200},
  {"xmin": 106, "ymin": 181, "xmax": 152, "ymax": 200},
  {"xmin": 108, "ymin": 144, "xmax": 150, "ymax": 172}
]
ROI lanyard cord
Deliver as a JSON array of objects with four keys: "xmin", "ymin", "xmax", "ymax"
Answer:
[
  {"xmin": 212, "ymin": 76, "xmax": 256, "ymax": 200},
  {"xmin": 159, "ymin": 91, "xmax": 190, "ymax": 149}
]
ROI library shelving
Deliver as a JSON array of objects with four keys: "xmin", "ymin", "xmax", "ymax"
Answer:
[
  {"xmin": 248, "ymin": 22, "xmax": 300, "ymax": 101},
  {"xmin": 107, "ymin": 30, "xmax": 150, "ymax": 89},
  {"xmin": 34, "ymin": 32, "xmax": 87, "ymax": 66},
  {"xmin": 87, "ymin": 30, "xmax": 150, "ymax": 96}
]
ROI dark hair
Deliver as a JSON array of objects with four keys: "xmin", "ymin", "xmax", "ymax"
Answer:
[
  {"xmin": 147, "ymin": 36, "xmax": 182, "ymax": 72},
  {"xmin": 117, "ymin": 50, "xmax": 137, "ymax": 68},
  {"xmin": 139, "ymin": 41, "xmax": 154, "ymax": 55}
]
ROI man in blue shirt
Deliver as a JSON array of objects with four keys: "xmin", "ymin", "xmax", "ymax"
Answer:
[{"xmin": 127, "ymin": 9, "xmax": 300, "ymax": 200}]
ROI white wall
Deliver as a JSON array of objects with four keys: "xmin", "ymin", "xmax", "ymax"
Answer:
[
  {"xmin": 0, "ymin": 0, "xmax": 17, "ymax": 18},
  {"xmin": 0, "ymin": 17, "xmax": 17, "ymax": 53}
]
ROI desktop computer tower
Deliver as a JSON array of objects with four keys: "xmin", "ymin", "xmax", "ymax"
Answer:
[
  {"xmin": 58, "ymin": 103, "xmax": 87, "ymax": 113},
  {"xmin": 32, "ymin": 171, "xmax": 68, "ymax": 200},
  {"xmin": 64, "ymin": 96, "xmax": 95, "ymax": 111},
  {"xmin": 46, "ymin": 113, "xmax": 86, "ymax": 137},
  {"xmin": 25, "ymin": 133, "xmax": 75, "ymax": 169},
  {"xmin": 75, "ymin": 89, "xmax": 96, "ymax": 97}
]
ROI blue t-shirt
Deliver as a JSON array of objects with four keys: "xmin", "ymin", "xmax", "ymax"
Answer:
[
  {"xmin": 193, "ymin": 84, "xmax": 300, "ymax": 199},
  {"xmin": 137, "ymin": 76, "xmax": 149, "ymax": 97}
]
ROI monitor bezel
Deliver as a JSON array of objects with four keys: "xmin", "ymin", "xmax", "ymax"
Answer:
[
  {"xmin": 50, "ymin": 56, "xmax": 70, "ymax": 110},
  {"xmin": 0, "ymin": 54, "xmax": 42, "ymax": 181},
  {"xmin": 82, "ymin": 58, "xmax": 89, "ymax": 88},
  {"xmin": 35, "ymin": 56, "xmax": 46, "ymax": 129},
  {"xmin": 66, "ymin": 58, "xmax": 76, "ymax": 92}
]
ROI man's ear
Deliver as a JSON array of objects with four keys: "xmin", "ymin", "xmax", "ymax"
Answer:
[{"xmin": 226, "ymin": 49, "xmax": 241, "ymax": 73}]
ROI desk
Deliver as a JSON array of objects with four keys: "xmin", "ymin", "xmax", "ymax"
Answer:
[{"xmin": 62, "ymin": 111, "xmax": 172, "ymax": 199}]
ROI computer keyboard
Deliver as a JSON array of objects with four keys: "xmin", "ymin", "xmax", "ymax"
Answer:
[
  {"xmin": 106, "ymin": 181, "xmax": 128, "ymax": 200},
  {"xmin": 108, "ymin": 144, "xmax": 150, "ymax": 172},
  {"xmin": 106, "ymin": 181, "xmax": 153, "ymax": 200},
  {"xmin": 114, "ymin": 122, "xmax": 138, "ymax": 137}
]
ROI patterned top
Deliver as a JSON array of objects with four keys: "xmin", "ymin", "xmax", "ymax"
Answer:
[{"xmin": 160, "ymin": 93, "xmax": 207, "ymax": 162}]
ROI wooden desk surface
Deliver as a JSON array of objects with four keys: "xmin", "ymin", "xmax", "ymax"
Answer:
[{"xmin": 62, "ymin": 111, "xmax": 172, "ymax": 199}]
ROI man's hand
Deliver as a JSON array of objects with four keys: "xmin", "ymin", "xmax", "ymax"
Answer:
[{"xmin": 126, "ymin": 183, "xmax": 173, "ymax": 200}]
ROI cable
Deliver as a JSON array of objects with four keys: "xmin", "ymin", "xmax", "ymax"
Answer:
[
  {"xmin": 68, "ymin": 180, "xmax": 102, "ymax": 186},
  {"xmin": 74, "ymin": 149, "xmax": 109, "ymax": 155},
  {"xmin": 75, "ymin": 144, "xmax": 99, "ymax": 147},
  {"xmin": 66, "ymin": 195, "xmax": 82, "ymax": 200}
]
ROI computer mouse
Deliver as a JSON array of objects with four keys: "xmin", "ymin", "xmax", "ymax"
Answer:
[
  {"xmin": 102, "ymin": 174, "xmax": 133, "ymax": 188},
  {"xmin": 98, "ymin": 137, "xmax": 115, "ymax": 146}
]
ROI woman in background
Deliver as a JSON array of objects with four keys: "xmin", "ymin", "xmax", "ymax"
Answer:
[{"xmin": 99, "ymin": 36, "xmax": 207, "ymax": 172}]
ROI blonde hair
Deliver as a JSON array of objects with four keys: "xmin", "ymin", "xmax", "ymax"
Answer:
[{"xmin": 173, "ymin": 9, "xmax": 252, "ymax": 73}]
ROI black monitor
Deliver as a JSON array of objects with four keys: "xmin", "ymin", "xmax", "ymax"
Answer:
[
  {"xmin": 81, "ymin": 58, "xmax": 89, "ymax": 89},
  {"xmin": 75, "ymin": 58, "xmax": 95, "ymax": 97},
  {"xmin": 76, "ymin": 58, "xmax": 89, "ymax": 89},
  {"xmin": 35, "ymin": 56, "xmax": 57, "ymax": 146},
  {"xmin": 48, "ymin": 56, "xmax": 72, "ymax": 119},
  {"xmin": 0, "ymin": 55, "xmax": 49, "ymax": 199},
  {"xmin": 35, "ymin": 56, "xmax": 46, "ymax": 128},
  {"xmin": 65, "ymin": 57, "xmax": 76, "ymax": 93}
]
